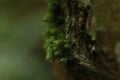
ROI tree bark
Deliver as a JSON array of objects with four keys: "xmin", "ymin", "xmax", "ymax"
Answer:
[{"xmin": 51, "ymin": 0, "xmax": 120, "ymax": 80}]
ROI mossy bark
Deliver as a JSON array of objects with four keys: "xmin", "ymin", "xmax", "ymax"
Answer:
[{"xmin": 45, "ymin": 0, "xmax": 120, "ymax": 80}]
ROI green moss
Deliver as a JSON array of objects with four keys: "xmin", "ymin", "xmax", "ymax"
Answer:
[{"xmin": 44, "ymin": 0, "xmax": 74, "ymax": 62}]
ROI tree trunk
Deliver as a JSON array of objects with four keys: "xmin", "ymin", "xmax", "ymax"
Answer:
[{"xmin": 45, "ymin": 0, "xmax": 120, "ymax": 80}]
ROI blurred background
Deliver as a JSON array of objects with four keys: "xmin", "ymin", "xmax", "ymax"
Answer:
[{"xmin": 0, "ymin": 0, "xmax": 53, "ymax": 80}]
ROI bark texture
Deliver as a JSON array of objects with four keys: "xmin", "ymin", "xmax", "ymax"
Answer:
[{"xmin": 50, "ymin": 0, "xmax": 120, "ymax": 80}]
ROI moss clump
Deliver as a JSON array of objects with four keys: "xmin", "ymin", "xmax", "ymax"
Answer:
[{"xmin": 44, "ymin": 0, "xmax": 73, "ymax": 62}]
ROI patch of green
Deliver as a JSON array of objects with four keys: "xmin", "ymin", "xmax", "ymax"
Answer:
[{"xmin": 44, "ymin": 0, "xmax": 73, "ymax": 62}]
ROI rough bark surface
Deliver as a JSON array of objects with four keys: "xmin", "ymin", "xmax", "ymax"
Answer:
[{"xmin": 52, "ymin": 0, "xmax": 120, "ymax": 80}]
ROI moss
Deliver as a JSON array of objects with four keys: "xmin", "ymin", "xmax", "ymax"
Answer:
[{"xmin": 44, "ymin": 0, "xmax": 74, "ymax": 62}]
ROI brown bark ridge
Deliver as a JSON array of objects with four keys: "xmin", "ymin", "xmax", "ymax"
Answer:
[{"xmin": 52, "ymin": 0, "xmax": 120, "ymax": 80}]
